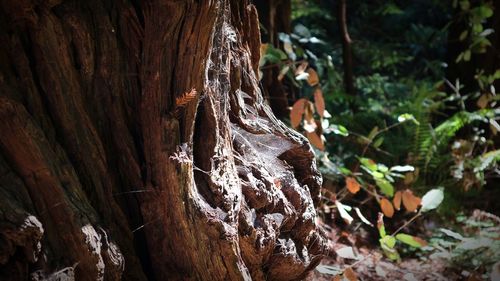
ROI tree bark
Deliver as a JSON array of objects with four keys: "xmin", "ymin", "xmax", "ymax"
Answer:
[
  {"xmin": 338, "ymin": 0, "xmax": 356, "ymax": 101},
  {"xmin": 0, "ymin": 0, "xmax": 326, "ymax": 280}
]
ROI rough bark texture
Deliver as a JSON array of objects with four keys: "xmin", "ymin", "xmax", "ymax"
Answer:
[{"xmin": 0, "ymin": 0, "xmax": 326, "ymax": 280}]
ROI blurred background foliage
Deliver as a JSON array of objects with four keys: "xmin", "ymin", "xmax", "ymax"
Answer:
[{"xmin": 257, "ymin": 0, "xmax": 499, "ymax": 275}]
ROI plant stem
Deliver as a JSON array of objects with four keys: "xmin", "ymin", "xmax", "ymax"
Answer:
[{"xmin": 391, "ymin": 212, "xmax": 422, "ymax": 236}]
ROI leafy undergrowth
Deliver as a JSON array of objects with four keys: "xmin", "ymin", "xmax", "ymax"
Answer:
[{"xmin": 308, "ymin": 209, "xmax": 500, "ymax": 281}]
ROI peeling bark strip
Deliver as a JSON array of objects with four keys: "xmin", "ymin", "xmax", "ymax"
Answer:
[{"xmin": 0, "ymin": 0, "xmax": 326, "ymax": 280}]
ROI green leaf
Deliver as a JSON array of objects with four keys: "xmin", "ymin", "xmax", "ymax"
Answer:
[
  {"xmin": 380, "ymin": 235, "xmax": 400, "ymax": 260},
  {"xmin": 377, "ymin": 213, "xmax": 386, "ymax": 237},
  {"xmin": 397, "ymin": 113, "xmax": 420, "ymax": 125},
  {"xmin": 331, "ymin": 124, "xmax": 349, "ymax": 136},
  {"xmin": 380, "ymin": 235, "xmax": 396, "ymax": 248},
  {"xmin": 373, "ymin": 137, "xmax": 384, "ymax": 148},
  {"xmin": 368, "ymin": 126, "xmax": 379, "ymax": 140},
  {"xmin": 474, "ymin": 5, "xmax": 494, "ymax": 19},
  {"xmin": 459, "ymin": 30, "xmax": 468, "ymax": 41},
  {"xmin": 340, "ymin": 167, "xmax": 352, "ymax": 175},
  {"xmin": 420, "ymin": 188, "xmax": 444, "ymax": 212},
  {"xmin": 463, "ymin": 50, "xmax": 471, "ymax": 61},
  {"xmin": 372, "ymin": 171, "xmax": 385, "ymax": 179},
  {"xmin": 377, "ymin": 164, "xmax": 389, "ymax": 173},
  {"xmin": 376, "ymin": 179, "xmax": 394, "ymax": 197},
  {"xmin": 395, "ymin": 233, "xmax": 427, "ymax": 248},
  {"xmin": 360, "ymin": 158, "xmax": 377, "ymax": 171}
]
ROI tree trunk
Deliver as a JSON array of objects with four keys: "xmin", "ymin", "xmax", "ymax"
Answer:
[
  {"xmin": 254, "ymin": 0, "xmax": 294, "ymax": 118},
  {"xmin": 0, "ymin": 0, "xmax": 326, "ymax": 280},
  {"xmin": 338, "ymin": 0, "xmax": 356, "ymax": 105}
]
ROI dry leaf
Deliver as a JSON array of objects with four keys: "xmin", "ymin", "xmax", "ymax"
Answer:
[
  {"xmin": 303, "ymin": 119, "xmax": 318, "ymax": 133},
  {"xmin": 175, "ymin": 88, "xmax": 197, "ymax": 108},
  {"xmin": 344, "ymin": 267, "xmax": 358, "ymax": 281},
  {"xmin": 333, "ymin": 275, "xmax": 342, "ymax": 281},
  {"xmin": 335, "ymin": 247, "xmax": 358, "ymax": 260},
  {"xmin": 277, "ymin": 65, "xmax": 290, "ymax": 81},
  {"xmin": 346, "ymin": 177, "xmax": 361, "ymax": 194},
  {"xmin": 295, "ymin": 61, "xmax": 308, "ymax": 75},
  {"xmin": 393, "ymin": 191, "xmax": 402, "ymax": 210},
  {"xmin": 314, "ymin": 88, "xmax": 325, "ymax": 118},
  {"xmin": 477, "ymin": 94, "xmax": 490, "ymax": 109},
  {"xmin": 307, "ymin": 131, "xmax": 324, "ymax": 150},
  {"xmin": 290, "ymin": 99, "xmax": 307, "ymax": 128},
  {"xmin": 412, "ymin": 236, "xmax": 428, "ymax": 247},
  {"xmin": 304, "ymin": 100, "xmax": 316, "ymax": 123},
  {"xmin": 380, "ymin": 198, "xmax": 395, "ymax": 218},
  {"xmin": 402, "ymin": 189, "xmax": 421, "ymax": 212},
  {"xmin": 307, "ymin": 68, "xmax": 319, "ymax": 86}
]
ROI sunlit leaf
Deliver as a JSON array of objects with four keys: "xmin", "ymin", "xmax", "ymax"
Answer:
[
  {"xmin": 380, "ymin": 198, "xmax": 394, "ymax": 218},
  {"xmin": 303, "ymin": 119, "xmax": 317, "ymax": 133},
  {"xmin": 290, "ymin": 99, "xmax": 307, "ymax": 128},
  {"xmin": 376, "ymin": 179, "xmax": 394, "ymax": 197},
  {"xmin": 380, "ymin": 235, "xmax": 396, "ymax": 248},
  {"xmin": 395, "ymin": 233, "xmax": 428, "ymax": 248},
  {"xmin": 354, "ymin": 207, "xmax": 373, "ymax": 227},
  {"xmin": 307, "ymin": 68, "xmax": 319, "ymax": 86},
  {"xmin": 402, "ymin": 189, "xmax": 421, "ymax": 212},
  {"xmin": 295, "ymin": 72, "xmax": 309, "ymax": 81},
  {"xmin": 360, "ymin": 158, "xmax": 377, "ymax": 171},
  {"xmin": 330, "ymin": 124, "xmax": 349, "ymax": 136},
  {"xmin": 306, "ymin": 131, "xmax": 324, "ymax": 150},
  {"xmin": 335, "ymin": 247, "xmax": 359, "ymax": 260},
  {"xmin": 420, "ymin": 188, "xmax": 444, "ymax": 212},
  {"xmin": 377, "ymin": 213, "xmax": 386, "ymax": 237},
  {"xmin": 314, "ymin": 88, "xmax": 325, "ymax": 117},
  {"xmin": 390, "ymin": 165, "xmax": 415, "ymax": 173},
  {"xmin": 393, "ymin": 191, "xmax": 402, "ymax": 211},
  {"xmin": 372, "ymin": 171, "xmax": 385, "ymax": 179},
  {"xmin": 346, "ymin": 177, "xmax": 361, "ymax": 194},
  {"xmin": 397, "ymin": 113, "xmax": 420, "ymax": 125},
  {"xmin": 335, "ymin": 200, "xmax": 354, "ymax": 224}
]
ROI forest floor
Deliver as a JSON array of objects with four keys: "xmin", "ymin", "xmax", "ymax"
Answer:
[{"xmin": 308, "ymin": 210, "xmax": 500, "ymax": 281}]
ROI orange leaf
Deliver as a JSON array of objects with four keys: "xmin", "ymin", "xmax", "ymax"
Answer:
[
  {"xmin": 307, "ymin": 68, "xmax": 319, "ymax": 86},
  {"xmin": 303, "ymin": 100, "xmax": 315, "ymax": 122},
  {"xmin": 393, "ymin": 191, "xmax": 402, "ymax": 210},
  {"xmin": 290, "ymin": 99, "xmax": 307, "ymax": 128},
  {"xmin": 314, "ymin": 88, "xmax": 325, "ymax": 118},
  {"xmin": 344, "ymin": 267, "xmax": 358, "ymax": 281},
  {"xmin": 306, "ymin": 131, "xmax": 324, "ymax": 150},
  {"xmin": 413, "ymin": 236, "xmax": 428, "ymax": 247},
  {"xmin": 402, "ymin": 189, "xmax": 421, "ymax": 212},
  {"xmin": 380, "ymin": 198, "xmax": 394, "ymax": 218},
  {"xmin": 346, "ymin": 177, "xmax": 361, "ymax": 194},
  {"xmin": 295, "ymin": 61, "xmax": 308, "ymax": 75}
]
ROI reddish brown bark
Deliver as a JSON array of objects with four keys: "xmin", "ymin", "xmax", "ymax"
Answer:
[{"xmin": 0, "ymin": 0, "xmax": 326, "ymax": 280}]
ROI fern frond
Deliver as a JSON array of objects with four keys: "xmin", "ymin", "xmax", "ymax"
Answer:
[{"xmin": 175, "ymin": 88, "xmax": 197, "ymax": 109}]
